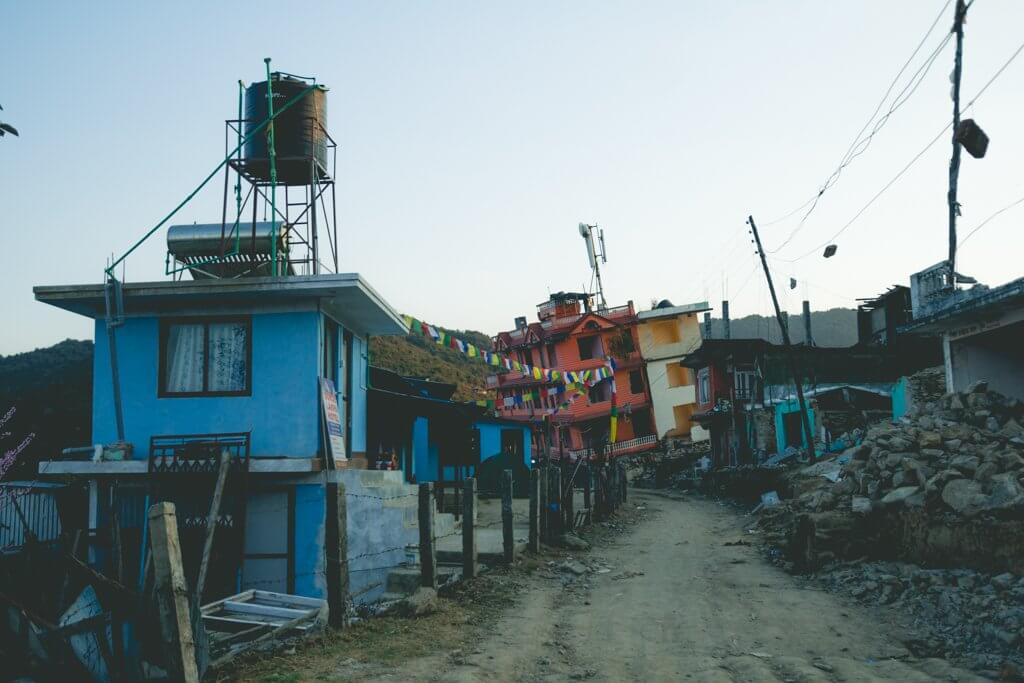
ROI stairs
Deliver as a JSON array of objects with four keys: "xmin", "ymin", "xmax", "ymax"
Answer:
[{"xmin": 337, "ymin": 469, "xmax": 458, "ymax": 605}]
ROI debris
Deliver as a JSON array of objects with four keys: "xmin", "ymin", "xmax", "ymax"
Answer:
[
  {"xmin": 559, "ymin": 533, "xmax": 591, "ymax": 552},
  {"xmin": 612, "ymin": 570, "xmax": 644, "ymax": 581},
  {"xmin": 558, "ymin": 561, "xmax": 589, "ymax": 576}
]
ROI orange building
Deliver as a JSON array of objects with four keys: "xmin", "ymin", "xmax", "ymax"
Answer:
[{"xmin": 490, "ymin": 292, "xmax": 657, "ymax": 460}]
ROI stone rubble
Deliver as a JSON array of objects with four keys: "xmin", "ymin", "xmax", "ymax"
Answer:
[
  {"xmin": 817, "ymin": 559, "xmax": 1024, "ymax": 675},
  {"xmin": 793, "ymin": 380, "xmax": 1024, "ymax": 517},
  {"xmin": 754, "ymin": 373, "xmax": 1024, "ymax": 677}
]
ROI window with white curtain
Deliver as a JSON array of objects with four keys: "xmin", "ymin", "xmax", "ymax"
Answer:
[{"xmin": 160, "ymin": 317, "xmax": 251, "ymax": 396}]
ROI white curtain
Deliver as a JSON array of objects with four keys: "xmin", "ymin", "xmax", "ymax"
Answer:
[
  {"xmin": 166, "ymin": 323, "xmax": 204, "ymax": 393},
  {"xmin": 208, "ymin": 322, "xmax": 248, "ymax": 392}
]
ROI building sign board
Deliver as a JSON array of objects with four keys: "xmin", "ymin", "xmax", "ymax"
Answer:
[{"xmin": 320, "ymin": 378, "xmax": 346, "ymax": 465}]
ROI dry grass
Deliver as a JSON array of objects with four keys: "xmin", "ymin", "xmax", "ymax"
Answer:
[{"xmin": 219, "ymin": 568, "xmax": 526, "ymax": 683}]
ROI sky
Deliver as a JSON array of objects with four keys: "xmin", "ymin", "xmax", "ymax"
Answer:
[{"xmin": 2, "ymin": 1, "xmax": 1023, "ymax": 355}]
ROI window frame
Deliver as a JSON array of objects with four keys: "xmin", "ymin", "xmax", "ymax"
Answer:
[
  {"xmin": 158, "ymin": 315, "xmax": 253, "ymax": 398},
  {"xmin": 697, "ymin": 367, "xmax": 711, "ymax": 405},
  {"xmin": 629, "ymin": 370, "xmax": 645, "ymax": 394}
]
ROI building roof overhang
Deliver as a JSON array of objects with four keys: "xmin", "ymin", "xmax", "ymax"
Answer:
[
  {"xmin": 34, "ymin": 273, "xmax": 407, "ymax": 337},
  {"xmin": 900, "ymin": 277, "xmax": 1024, "ymax": 336},
  {"xmin": 637, "ymin": 301, "xmax": 712, "ymax": 321}
]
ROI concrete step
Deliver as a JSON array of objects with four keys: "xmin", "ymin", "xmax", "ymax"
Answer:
[
  {"xmin": 356, "ymin": 469, "xmax": 406, "ymax": 485},
  {"xmin": 385, "ymin": 566, "xmax": 461, "ymax": 595}
]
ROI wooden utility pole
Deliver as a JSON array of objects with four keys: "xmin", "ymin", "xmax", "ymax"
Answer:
[
  {"xmin": 418, "ymin": 483, "xmax": 437, "ymax": 589},
  {"xmin": 528, "ymin": 467, "xmax": 540, "ymax": 552},
  {"xmin": 148, "ymin": 503, "xmax": 200, "ymax": 683},
  {"xmin": 947, "ymin": 0, "xmax": 968, "ymax": 284},
  {"xmin": 325, "ymin": 480, "xmax": 349, "ymax": 628},
  {"xmin": 501, "ymin": 470, "xmax": 514, "ymax": 564},
  {"xmin": 748, "ymin": 215, "xmax": 817, "ymax": 464},
  {"xmin": 462, "ymin": 478, "xmax": 478, "ymax": 579}
]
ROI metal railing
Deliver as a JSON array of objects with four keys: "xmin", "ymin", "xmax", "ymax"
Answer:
[{"xmin": 567, "ymin": 434, "xmax": 658, "ymax": 460}]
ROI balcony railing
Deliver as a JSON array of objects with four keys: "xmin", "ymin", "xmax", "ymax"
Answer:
[{"xmin": 566, "ymin": 434, "xmax": 657, "ymax": 460}]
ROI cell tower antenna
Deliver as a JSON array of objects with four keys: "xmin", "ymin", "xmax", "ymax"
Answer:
[{"xmin": 578, "ymin": 222, "xmax": 608, "ymax": 310}]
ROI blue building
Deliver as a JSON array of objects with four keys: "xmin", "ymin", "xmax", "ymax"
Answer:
[
  {"xmin": 367, "ymin": 367, "xmax": 532, "ymax": 489},
  {"xmin": 34, "ymin": 274, "xmax": 413, "ymax": 605}
]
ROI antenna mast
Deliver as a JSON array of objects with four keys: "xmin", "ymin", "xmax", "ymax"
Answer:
[{"xmin": 579, "ymin": 222, "xmax": 608, "ymax": 310}]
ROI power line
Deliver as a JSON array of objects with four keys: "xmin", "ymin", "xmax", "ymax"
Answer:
[
  {"xmin": 957, "ymin": 192, "xmax": 1024, "ymax": 248},
  {"xmin": 768, "ymin": 29, "xmax": 954, "ymax": 253},
  {"xmin": 774, "ymin": 35, "xmax": 1024, "ymax": 264},
  {"xmin": 761, "ymin": 0, "xmax": 954, "ymax": 229}
]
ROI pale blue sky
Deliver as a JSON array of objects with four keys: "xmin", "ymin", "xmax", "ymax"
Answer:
[{"xmin": 3, "ymin": 1, "xmax": 1023, "ymax": 354}]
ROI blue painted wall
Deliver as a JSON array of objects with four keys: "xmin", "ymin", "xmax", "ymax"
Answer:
[
  {"xmin": 774, "ymin": 399, "xmax": 816, "ymax": 455},
  {"xmin": 350, "ymin": 335, "xmax": 369, "ymax": 455},
  {"xmin": 892, "ymin": 376, "xmax": 910, "ymax": 420},
  {"xmin": 293, "ymin": 484, "xmax": 327, "ymax": 598},
  {"xmin": 475, "ymin": 422, "xmax": 532, "ymax": 467},
  {"xmin": 93, "ymin": 311, "xmax": 321, "ymax": 458},
  {"xmin": 411, "ymin": 417, "xmax": 431, "ymax": 481}
]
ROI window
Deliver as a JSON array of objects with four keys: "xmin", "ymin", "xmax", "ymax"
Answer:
[
  {"xmin": 629, "ymin": 370, "xmax": 645, "ymax": 394},
  {"xmin": 697, "ymin": 368, "xmax": 710, "ymax": 405},
  {"xmin": 734, "ymin": 368, "xmax": 757, "ymax": 400},
  {"xmin": 588, "ymin": 381, "xmax": 612, "ymax": 404},
  {"xmin": 666, "ymin": 363, "xmax": 689, "ymax": 388},
  {"xmin": 577, "ymin": 335, "xmax": 602, "ymax": 361},
  {"xmin": 160, "ymin": 317, "xmax": 251, "ymax": 397},
  {"xmin": 545, "ymin": 344, "xmax": 558, "ymax": 366},
  {"xmin": 651, "ymin": 320, "xmax": 681, "ymax": 345}
]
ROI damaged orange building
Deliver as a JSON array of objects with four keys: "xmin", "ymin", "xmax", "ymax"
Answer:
[{"xmin": 490, "ymin": 292, "xmax": 657, "ymax": 459}]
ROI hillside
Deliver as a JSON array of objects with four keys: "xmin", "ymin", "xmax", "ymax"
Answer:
[
  {"xmin": 705, "ymin": 307, "xmax": 858, "ymax": 347},
  {"xmin": 369, "ymin": 329, "xmax": 493, "ymax": 402},
  {"xmin": 0, "ymin": 339, "xmax": 93, "ymax": 478}
]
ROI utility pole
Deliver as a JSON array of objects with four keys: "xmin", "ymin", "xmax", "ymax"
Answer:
[
  {"xmin": 947, "ymin": 0, "xmax": 968, "ymax": 286},
  {"xmin": 748, "ymin": 216, "xmax": 816, "ymax": 463}
]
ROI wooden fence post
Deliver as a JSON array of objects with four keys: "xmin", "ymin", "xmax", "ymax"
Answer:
[
  {"xmin": 562, "ymin": 461, "xmax": 575, "ymax": 532},
  {"xmin": 539, "ymin": 466, "xmax": 549, "ymax": 544},
  {"xmin": 501, "ymin": 470, "xmax": 514, "ymax": 564},
  {"xmin": 325, "ymin": 481, "xmax": 349, "ymax": 628},
  {"xmin": 610, "ymin": 463, "xmax": 619, "ymax": 513},
  {"xmin": 148, "ymin": 502, "xmax": 200, "ymax": 683},
  {"xmin": 548, "ymin": 466, "xmax": 562, "ymax": 539},
  {"xmin": 418, "ymin": 483, "xmax": 436, "ymax": 589},
  {"xmin": 583, "ymin": 463, "xmax": 592, "ymax": 521},
  {"xmin": 620, "ymin": 462, "xmax": 628, "ymax": 503},
  {"xmin": 463, "ymin": 478, "xmax": 478, "ymax": 579},
  {"xmin": 528, "ymin": 468, "xmax": 540, "ymax": 553}
]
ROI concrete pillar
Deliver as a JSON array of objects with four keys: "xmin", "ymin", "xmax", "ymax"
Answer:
[
  {"xmin": 722, "ymin": 300, "xmax": 730, "ymax": 340},
  {"xmin": 802, "ymin": 300, "xmax": 813, "ymax": 346}
]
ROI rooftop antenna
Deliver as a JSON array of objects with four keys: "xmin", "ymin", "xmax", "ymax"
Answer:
[{"xmin": 579, "ymin": 222, "xmax": 608, "ymax": 310}]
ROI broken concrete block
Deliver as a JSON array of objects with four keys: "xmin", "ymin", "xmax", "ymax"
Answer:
[
  {"xmin": 880, "ymin": 486, "xmax": 920, "ymax": 508},
  {"xmin": 950, "ymin": 455, "xmax": 980, "ymax": 475},
  {"xmin": 559, "ymin": 533, "xmax": 591, "ymax": 551},
  {"xmin": 974, "ymin": 461, "xmax": 1000, "ymax": 483},
  {"xmin": 941, "ymin": 478, "xmax": 985, "ymax": 514},
  {"xmin": 390, "ymin": 587, "xmax": 439, "ymax": 617},
  {"xmin": 984, "ymin": 473, "xmax": 1024, "ymax": 510},
  {"xmin": 918, "ymin": 431, "xmax": 943, "ymax": 449},
  {"xmin": 967, "ymin": 380, "xmax": 989, "ymax": 394},
  {"xmin": 1000, "ymin": 419, "xmax": 1024, "ymax": 440},
  {"xmin": 851, "ymin": 496, "xmax": 873, "ymax": 514}
]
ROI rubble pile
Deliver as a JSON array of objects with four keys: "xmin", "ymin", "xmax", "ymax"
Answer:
[
  {"xmin": 794, "ymin": 380, "xmax": 1024, "ymax": 520},
  {"xmin": 818, "ymin": 560, "xmax": 1024, "ymax": 674},
  {"xmin": 630, "ymin": 440, "xmax": 710, "ymax": 489}
]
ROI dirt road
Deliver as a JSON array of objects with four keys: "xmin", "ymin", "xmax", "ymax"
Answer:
[
  {"xmin": 241, "ymin": 490, "xmax": 988, "ymax": 682},
  {"xmin": 402, "ymin": 490, "xmax": 984, "ymax": 683}
]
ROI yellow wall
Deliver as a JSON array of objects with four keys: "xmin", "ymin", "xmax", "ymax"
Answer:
[{"xmin": 639, "ymin": 311, "xmax": 706, "ymax": 441}]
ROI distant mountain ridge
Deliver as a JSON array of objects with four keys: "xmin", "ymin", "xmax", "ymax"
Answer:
[{"xmin": 704, "ymin": 307, "xmax": 858, "ymax": 347}]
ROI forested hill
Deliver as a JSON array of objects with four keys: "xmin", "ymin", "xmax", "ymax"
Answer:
[
  {"xmin": 368, "ymin": 328, "xmax": 493, "ymax": 402},
  {"xmin": 705, "ymin": 307, "xmax": 858, "ymax": 346},
  {"xmin": 0, "ymin": 339, "xmax": 93, "ymax": 478}
]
